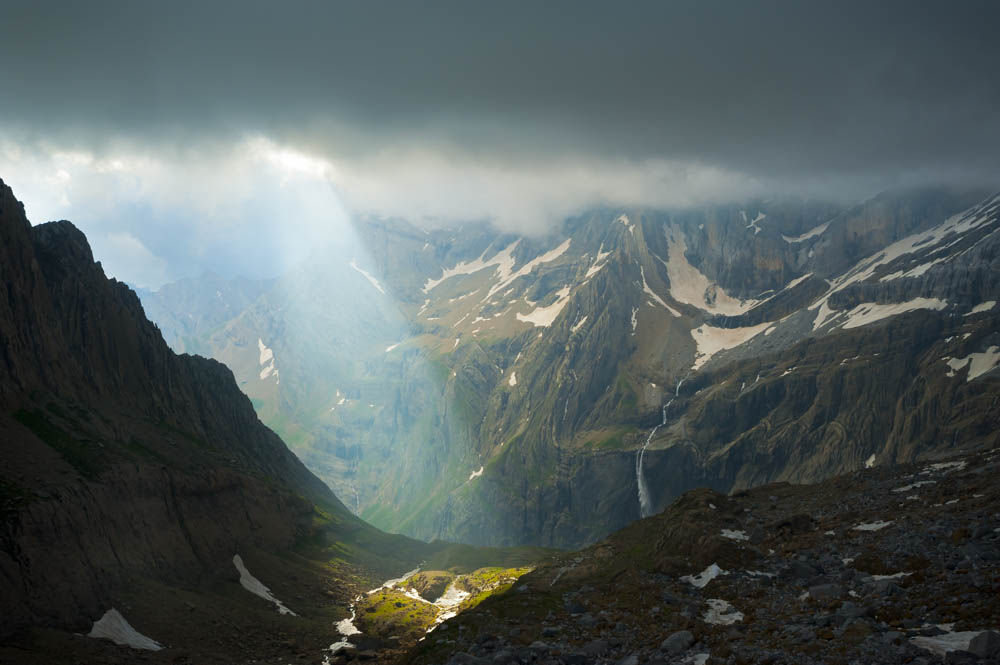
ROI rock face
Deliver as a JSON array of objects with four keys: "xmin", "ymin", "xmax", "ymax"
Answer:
[
  {"xmin": 0, "ymin": 178, "xmax": 357, "ymax": 637},
  {"xmin": 405, "ymin": 447, "xmax": 1000, "ymax": 665},
  {"xmin": 140, "ymin": 187, "xmax": 1000, "ymax": 549}
]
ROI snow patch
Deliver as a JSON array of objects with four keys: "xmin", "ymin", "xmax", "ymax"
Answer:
[
  {"xmin": 746, "ymin": 211, "xmax": 766, "ymax": 235},
  {"xmin": 703, "ymin": 598, "xmax": 743, "ymax": 625},
  {"xmin": 233, "ymin": 554, "xmax": 296, "ymax": 615},
  {"xmin": 88, "ymin": 609, "xmax": 163, "ymax": 651},
  {"xmin": 942, "ymin": 346, "xmax": 1000, "ymax": 380},
  {"xmin": 468, "ymin": 466, "xmax": 484, "ymax": 481},
  {"xmin": 966, "ymin": 300, "xmax": 996, "ymax": 315},
  {"xmin": 348, "ymin": 259, "xmax": 386, "ymax": 294},
  {"xmin": 508, "ymin": 371, "xmax": 517, "ymax": 387},
  {"xmin": 257, "ymin": 338, "xmax": 279, "ymax": 383},
  {"xmin": 585, "ymin": 244, "xmax": 611, "ymax": 279},
  {"xmin": 384, "ymin": 343, "xmax": 400, "ymax": 353},
  {"xmin": 681, "ymin": 563, "xmax": 726, "ymax": 588},
  {"xmin": 872, "ymin": 572, "xmax": 911, "ymax": 581},
  {"xmin": 664, "ymin": 228, "xmax": 757, "ymax": 315},
  {"xmin": 571, "ymin": 316, "xmax": 589, "ymax": 333},
  {"xmin": 782, "ymin": 221, "xmax": 829, "ymax": 243},
  {"xmin": 690, "ymin": 322, "xmax": 772, "ymax": 370},
  {"xmin": 368, "ymin": 567, "xmax": 421, "ymax": 594},
  {"xmin": 517, "ymin": 286, "xmax": 571, "ymax": 327},
  {"xmin": 616, "ymin": 213, "xmax": 635, "ymax": 234},
  {"xmin": 924, "ymin": 460, "xmax": 967, "ymax": 473},
  {"xmin": 911, "ymin": 630, "xmax": 992, "ymax": 657},
  {"xmin": 720, "ymin": 529, "xmax": 749, "ymax": 542},
  {"xmin": 841, "ymin": 298, "xmax": 948, "ymax": 329},
  {"xmin": 641, "ymin": 266, "xmax": 681, "ymax": 316},
  {"xmin": 865, "ymin": 454, "xmax": 877, "ymax": 469},
  {"xmin": 852, "ymin": 520, "xmax": 893, "ymax": 532},
  {"xmin": 893, "ymin": 480, "xmax": 935, "ymax": 493}
]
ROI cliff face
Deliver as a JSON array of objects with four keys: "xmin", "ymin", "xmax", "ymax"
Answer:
[{"xmin": 0, "ymin": 178, "xmax": 353, "ymax": 636}]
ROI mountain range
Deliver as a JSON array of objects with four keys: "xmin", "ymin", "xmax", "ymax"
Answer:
[{"xmin": 138, "ymin": 187, "xmax": 1000, "ymax": 550}]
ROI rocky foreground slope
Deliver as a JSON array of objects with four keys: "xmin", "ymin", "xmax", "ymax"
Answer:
[{"xmin": 406, "ymin": 446, "xmax": 1000, "ymax": 665}]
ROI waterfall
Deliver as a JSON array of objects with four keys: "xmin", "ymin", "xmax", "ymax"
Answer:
[
  {"xmin": 635, "ymin": 400, "xmax": 669, "ymax": 518},
  {"xmin": 635, "ymin": 374, "xmax": 687, "ymax": 518}
]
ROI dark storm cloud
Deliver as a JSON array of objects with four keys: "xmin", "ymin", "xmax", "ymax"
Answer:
[{"xmin": 1, "ymin": 0, "xmax": 998, "ymax": 181}]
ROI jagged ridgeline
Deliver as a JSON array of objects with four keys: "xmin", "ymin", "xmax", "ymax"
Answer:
[
  {"xmin": 0, "ymin": 179, "xmax": 547, "ymax": 663},
  {"xmin": 142, "ymin": 188, "xmax": 1000, "ymax": 550}
]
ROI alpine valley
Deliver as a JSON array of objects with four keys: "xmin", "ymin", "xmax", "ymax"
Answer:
[{"xmin": 139, "ymin": 187, "xmax": 1000, "ymax": 551}]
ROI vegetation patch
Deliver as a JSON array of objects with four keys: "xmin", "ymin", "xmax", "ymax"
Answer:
[{"xmin": 355, "ymin": 588, "xmax": 438, "ymax": 640}]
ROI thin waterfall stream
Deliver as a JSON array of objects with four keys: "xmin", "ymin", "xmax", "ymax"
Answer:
[{"xmin": 635, "ymin": 376, "xmax": 686, "ymax": 518}]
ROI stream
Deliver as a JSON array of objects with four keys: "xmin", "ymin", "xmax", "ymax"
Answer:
[{"xmin": 324, "ymin": 566, "xmax": 471, "ymax": 661}]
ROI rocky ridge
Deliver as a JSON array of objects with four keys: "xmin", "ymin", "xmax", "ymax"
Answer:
[{"xmin": 406, "ymin": 446, "xmax": 1000, "ymax": 665}]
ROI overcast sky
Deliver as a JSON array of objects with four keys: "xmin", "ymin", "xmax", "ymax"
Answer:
[{"xmin": 1, "ymin": 0, "xmax": 998, "ymax": 287}]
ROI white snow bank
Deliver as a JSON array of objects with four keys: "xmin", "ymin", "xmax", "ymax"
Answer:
[
  {"xmin": 584, "ymin": 244, "xmax": 611, "ymax": 280},
  {"xmin": 840, "ymin": 298, "xmax": 948, "ymax": 329},
  {"xmin": 911, "ymin": 630, "xmax": 990, "ymax": 657},
  {"xmin": 257, "ymin": 338, "xmax": 274, "ymax": 365},
  {"xmin": 943, "ymin": 346, "xmax": 1000, "ymax": 381},
  {"xmin": 640, "ymin": 266, "xmax": 681, "ymax": 316},
  {"xmin": 872, "ymin": 572, "xmax": 911, "ymax": 581},
  {"xmin": 425, "ymin": 583, "xmax": 473, "ymax": 632},
  {"xmin": 681, "ymin": 563, "xmax": 726, "ymax": 588},
  {"xmin": 782, "ymin": 221, "xmax": 829, "ymax": 243},
  {"xmin": 664, "ymin": 228, "xmax": 757, "ymax": 316},
  {"xmin": 690, "ymin": 322, "xmax": 772, "ymax": 370},
  {"xmin": 746, "ymin": 570, "xmax": 776, "ymax": 578},
  {"xmin": 257, "ymin": 338, "xmax": 279, "ymax": 383},
  {"xmin": 88, "ymin": 609, "xmax": 163, "ymax": 651},
  {"xmin": 517, "ymin": 286, "xmax": 571, "ymax": 327},
  {"xmin": 336, "ymin": 609, "xmax": 361, "ymax": 637},
  {"xmin": 348, "ymin": 259, "xmax": 386, "ymax": 295},
  {"xmin": 746, "ymin": 212, "xmax": 765, "ymax": 235},
  {"xmin": 368, "ymin": 567, "xmax": 421, "ymax": 594},
  {"xmin": 965, "ymin": 300, "xmax": 996, "ymax": 315},
  {"xmin": 703, "ymin": 598, "xmax": 743, "ymax": 625},
  {"xmin": 924, "ymin": 460, "xmax": 967, "ymax": 473},
  {"xmin": 486, "ymin": 239, "xmax": 571, "ymax": 300},
  {"xmin": 852, "ymin": 520, "xmax": 893, "ymax": 532},
  {"xmin": 433, "ymin": 583, "xmax": 471, "ymax": 610},
  {"xmin": 720, "ymin": 529, "xmax": 749, "ymax": 542},
  {"xmin": 468, "ymin": 466, "xmax": 484, "ymax": 481},
  {"xmin": 384, "ymin": 343, "xmax": 400, "ymax": 353},
  {"xmin": 865, "ymin": 454, "xmax": 877, "ymax": 469},
  {"xmin": 423, "ymin": 241, "xmax": 519, "ymax": 293},
  {"xmin": 233, "ymin": 554, "xmax": 296, "ymax": 615},
  {"xmin": 508, "ymin": 371, "xmax": 517, "ymax": 386},
  {"xmin": 893, "ymin": 480, "xmax": 935, "ymax": 493}
]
